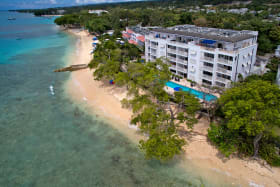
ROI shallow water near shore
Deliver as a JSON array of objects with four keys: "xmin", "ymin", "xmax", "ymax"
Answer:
[{"xmin": 0, "ymin": 11, "xmax": 238, "ymax": 187}]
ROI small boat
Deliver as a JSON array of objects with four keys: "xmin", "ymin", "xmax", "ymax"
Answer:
[{"xmin": 8, "ymin": 18, "xmax": 16, "ymax": 20}]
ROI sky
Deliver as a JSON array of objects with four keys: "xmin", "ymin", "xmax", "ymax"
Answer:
[{"xmin": 0, "ymin": 0, "xmax": 143, "ymax": 10}]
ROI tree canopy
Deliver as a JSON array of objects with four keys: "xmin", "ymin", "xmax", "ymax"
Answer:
[
  {"xmin": 89, "ymin": 37, "xmax": 201, "ymax": 161},
  {"xmin": 208, "ymin": 80, "xmax": 280, "ymax": 165}
]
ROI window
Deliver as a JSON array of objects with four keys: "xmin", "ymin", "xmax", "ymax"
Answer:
[
  {"xmin": 178, "ymin": 64, "xmax": 184, "ymax": 69},
  {"xmin": 170, "ymin": 69, "xmax": 176, "ymax": 73},
  {"xmin": 178, "ymin": 56, "xmax": 188, "ymax": 61},
  {"xmin": 218, "ymin": 64, "xmax": 232, "ymax": 71},
  {"xmin": 215, "ymin": 81, "xmax": 225, "ymax": 87},
  {"xmin": 167, "ymin": 53, "xmax": 176, "ymax": 58},
  {"xmin": 203, "ymin": 62, "xmax": 213, "ymax": 67},
  {"xmin": 203, "ymin": 79, "xmax": 212, "ymax": 85},
  {"xmin": 167, "ymin": 45, "xmax": 176, "ymax": 50},
  {"xmin": 218, "ymin": 54, "xmax": 233, "ymax": 61},
  {"xmin": 203, "ymin": 71, "xmax": 213, "ymax": 76},
  {"xmin": 204, "ymin": 52, "xmax": 214, "ymax": 59},
  {"xmin": 217, "ymin": 73, "xmax": 231, "ymax": 80},
  {"xmin": 218, "ymin": 43, "xmax": 223, "ymax": 49}
]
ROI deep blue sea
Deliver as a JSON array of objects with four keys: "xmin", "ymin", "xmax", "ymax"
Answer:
[{"xmin": 0, "ymin": 11, "xmax": 237, "ymax": 187}]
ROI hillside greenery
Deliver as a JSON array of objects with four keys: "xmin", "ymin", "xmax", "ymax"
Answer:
[{"xmin": 50, "ymin": 0, "xmax": 280, "ymax": 54}]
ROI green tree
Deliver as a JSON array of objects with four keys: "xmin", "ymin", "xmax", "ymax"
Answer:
[
  {"xmin": 269, "ymin": 26, "xmax": 280, "ymax": 43},
  {"xmin": 258, "ymin": 35, "xmax": 273, "ymax": 54},
  {"xmin": 118, "ymin": 59, "xmax": 200, "ymax": 161},
  {"xmin": 208, "ymin": 80, "xmax": 280, "ymax": 164},
  {"xmin": 179, "ymin": 12, "xmax": 193, "ymax": 24}
]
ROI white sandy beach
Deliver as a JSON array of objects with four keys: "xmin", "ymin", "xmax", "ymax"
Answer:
[{"xmin": 65, "ymin": 29, "xmax": 280, "ymax": 187}]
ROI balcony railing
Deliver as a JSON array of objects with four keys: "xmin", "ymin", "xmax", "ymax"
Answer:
[
  {"xmin": 202, "ymin": 74, "xmax": 213, "ymax": 80},
  {"xmin": 177, "ymin": 67, "xmax": 187, "ymax": 73},
  {"xmin": 216, "ymin": 76, "xmax": 231, "ymax": 83},
  {"xmin": 202, "ymin": 56, "xmax": 214, "ymax": 62},
  {"xmin": 178, "ymin": 51, "xmax": 188, "ymax": 56},
  {"xmin": 151, "ymin": 44, "xmax": 158, "ymax": 49},
  {"xmin": 177, "ymin": 58, "xmax": 188, "ymax": 64},
  {"xmin": 218, "ymin": 58, "xmax": 233, "ymax": 65},
  {"xmin": 167, "ymin": 56, "xmax": 176, "ymax": 62},
  {"xmin": 217, "ymin": 67, "xmax": 232, "ymax": 75},
  {"xmin": 167, "ymin": 48, "xmax": 177, "ymax": 54},
  {"xmin": 202, "ymin": 65, "xmax": 213, "ymax": 72}
]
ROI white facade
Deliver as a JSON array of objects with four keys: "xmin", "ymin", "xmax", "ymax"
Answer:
[
  {"xmin": 88, "ymin": 10, "xmax": 108, "ymax": 15},
  {"xmin": 275, "ymin": 45, "xmax": 280, "ymax": 58},
  {"xmin": 277, "ymin": 65, "xmax": 280, "ymax": 86},
  {"xmin": 145, "ymin": 26, "xmax": 258, "ymax": 88}
]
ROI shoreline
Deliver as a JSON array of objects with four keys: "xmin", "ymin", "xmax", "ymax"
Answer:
[
  {"xmin": 64, "ymin": 29, "xmax": 143, "ymax": 144},
  {"xmin": 64, "ymin": 29, "xmax": 280, "ymax": 187}
]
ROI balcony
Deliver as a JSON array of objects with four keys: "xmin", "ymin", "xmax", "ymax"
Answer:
[
  {"xmin": 177, "ymin": 67, "xmax": 187, "ymax": 73},
  {"xmin": 217, "ymin": 67, "xmax": 232, "ymax": 75},
  {"xmin": 177, "ymin": 58, "xmax": 188, "ymax": 64},
  {"xmin": 216, "ymin": 76, "xmax": 231, "ymax": 83},
  {"xmin": 169, "ymin": 65, "xmax": 176, "ymax": 69},
  {"xmin": 167, "ymin": 48, "xmax": 177, "ymax": 54},
  {"xmin": 151, "ymin": 44, "xmax": 158, "ymax": 49},
  {"xmin": 202, "ymin": 65, "xmax": 213, "ymax": 72},
  {"xmin": 218, "ymin": 58, "xmax": 233, "ymax": 65},
  {"xmin": 178, "ymin": 50, "xmax": 188, "ymax": 57},
  {"xmin": 167, "ymin": 56, "xmax": 176, "ymax": 62},
  {"xmin": 202, "ymin": 74, "xmax": 213, "ymax": 81},
  {"xmin": 202, "ymin": 56, "xmax": 214, "ymax": 62}
]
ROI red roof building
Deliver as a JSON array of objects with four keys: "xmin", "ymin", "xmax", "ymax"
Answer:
[
  {"xmin": 122, "ymin": 33, "xmax": 130, "ymax": 39},
  {"xmin": 128, "ymin": 40, "xmax": 138, "ymax": 45},
  {"xmin": 136, "ymin": 35, "xmax": 145, "ymax": 42},
  {"xmin": 126, "ymin": 29, "xmax": 134, "ymax": 34}
]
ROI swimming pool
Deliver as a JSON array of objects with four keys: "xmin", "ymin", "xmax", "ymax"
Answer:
[{"xmin": 166, "ymin": 81, "xmax": 218, "ymax": 101}]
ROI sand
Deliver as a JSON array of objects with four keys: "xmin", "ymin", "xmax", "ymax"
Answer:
[{"xmin": 65, "ymin": 29, "xmax": 280, "ymax": 187}]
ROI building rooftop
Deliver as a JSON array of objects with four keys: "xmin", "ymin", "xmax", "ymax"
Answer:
[
  {"xmin": 152, "ymin": 25, "xmax": 258, "ymax": 43},
  {"xmin": 129, "ymin": 26, "xmax": 159, "ymax": 36}
]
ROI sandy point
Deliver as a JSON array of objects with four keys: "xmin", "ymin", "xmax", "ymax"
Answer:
[{"xmin": 64, "ymin": 29, "xmax": 142, "ymax": 143}]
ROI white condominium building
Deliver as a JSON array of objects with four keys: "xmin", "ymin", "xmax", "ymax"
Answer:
[{"xmin": 145, "ymin": 25, "xmax": 258, "ymax": 88}]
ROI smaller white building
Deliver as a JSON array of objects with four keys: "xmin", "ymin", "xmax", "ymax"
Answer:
[
  {"xmin": 227, "ymin": 8, "xmax": 248, "ymax": 15},
  {"xmin": 277, "ymin": 65, "xmax": 280, "ymax": 86},
  {"xmin": 88, "ymin": 10, "xmax": 108, "ymax": 16},
  {"xmin": 275, "ymin": 45, "xmax": 280, "ymax": 58},
  {"xmin": 207, "ymin": 9, "xmax": 216, "ymax": 14}
]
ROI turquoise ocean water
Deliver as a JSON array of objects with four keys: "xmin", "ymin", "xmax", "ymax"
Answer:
[{"xmin": 0, "ymin": 11, "xmax": 237, "ymax": 187}]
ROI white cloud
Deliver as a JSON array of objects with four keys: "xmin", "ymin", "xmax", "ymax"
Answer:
[{"xmin": 50, "ymin": 0, "xmax": 57, "ymax": 4}]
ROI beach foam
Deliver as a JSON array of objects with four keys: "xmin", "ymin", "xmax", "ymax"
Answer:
[{"xmin": 49, "ymin": 85, "xmax": 55, "ymax": 95}]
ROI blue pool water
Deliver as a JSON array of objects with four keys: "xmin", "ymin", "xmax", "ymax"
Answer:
[{"xmin": 166, "ymin": 81, "xmax": 218, "ymax": 101}]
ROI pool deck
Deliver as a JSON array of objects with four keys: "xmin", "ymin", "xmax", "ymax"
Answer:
[{"xmin": 164, "ymin": 79, "xmax": 220, "ymax": 101}]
